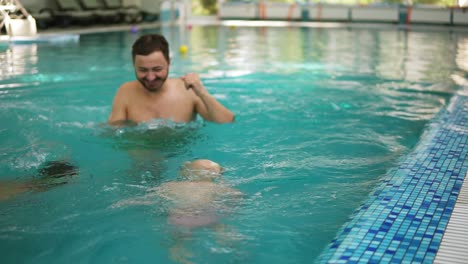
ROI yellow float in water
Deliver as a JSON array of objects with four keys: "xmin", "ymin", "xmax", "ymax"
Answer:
[{"xmin": 179, "ymin": 45, "xmax": 188, "ymax": 54}]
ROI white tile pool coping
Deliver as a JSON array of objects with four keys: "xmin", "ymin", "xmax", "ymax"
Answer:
[{"xmin": 434, "ymin": 172, "xmax": 468, "ymax": 264}]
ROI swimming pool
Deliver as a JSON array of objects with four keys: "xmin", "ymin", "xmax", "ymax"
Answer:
[{"xmin": 0, "ymin": 25, "xmax": 467, "ymax": 263}]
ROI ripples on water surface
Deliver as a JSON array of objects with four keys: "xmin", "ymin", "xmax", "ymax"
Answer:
[{"xmin": 0, "ymin": 26, "xmax": 467, "ymax": 263}]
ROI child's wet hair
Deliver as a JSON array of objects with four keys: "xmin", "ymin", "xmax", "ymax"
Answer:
[
  {"xmin": 30, "ymin": 160, "xmax": 79, "ymax": 191},
  {"xmin": 38, "ymin": 160, "xmax": 79, "ymax": 179}
]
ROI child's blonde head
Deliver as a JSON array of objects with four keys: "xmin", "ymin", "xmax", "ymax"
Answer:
[{"xmin": 180, "ymin": 159, "xmax": 223, "ymax": 181}]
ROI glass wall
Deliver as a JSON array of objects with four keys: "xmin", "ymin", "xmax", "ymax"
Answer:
[
  {"xmin": 266, "ymin": 0, "xmax": 458, "ymax": 5},
  {"xmin": 192, "ymin": 0, "xmax": 461, "ymax": 16}
]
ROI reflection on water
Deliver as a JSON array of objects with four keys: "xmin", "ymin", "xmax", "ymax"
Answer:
[
  {"xmin": 0, "ymin": 44, "xmax": 38, "ymax": 78},
  {"xmin": 170, "ymin": 26, "xmax": 466, "ymax": 85}
]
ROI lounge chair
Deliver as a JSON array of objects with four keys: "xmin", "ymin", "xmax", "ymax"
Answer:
[
  {"xmin": 102, "ymin": 0, "xmax": 142, "ymax": 23},
  {"xmin": 54, "ymin": 0, "xmax": 95, "ymax": 26},
  {"xmin": 29, "ymin": 9, "xmax": 55, "ymax": 29},
  {"xmin": 20, "ymin": 2, "xmax": 55, "ymax": 29},
  {"xmin": 139, "ymin": 0, "xmax": 162, "ymax": 22},
  {"xmin": 78, "ymin": 0, "xmax": 121, "ymax": 23}
]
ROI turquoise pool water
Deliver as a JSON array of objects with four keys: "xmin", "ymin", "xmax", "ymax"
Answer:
[{"xmin": 0, "ymin": 25, "xmax": 466, "ymax": 263}]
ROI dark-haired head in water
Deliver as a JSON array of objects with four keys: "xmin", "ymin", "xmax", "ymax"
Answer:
[
  {"xmin": 0, "ymin": 160, "xmax": 79, "ymax": 201},
  {"xmin": 38, "ymin": 160, "xmax": 79, "ymax": 178},
  {"xmin": 32, "ymin": 160, "xmax": 79, "ymax": 191}
]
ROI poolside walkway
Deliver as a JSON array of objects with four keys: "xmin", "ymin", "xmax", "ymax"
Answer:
[
  {"xmin": 433, "ymin": 172, "xmax": 468, "ymax": 264},
  {"xmin": 2, "ymin": 17, "xmax": 468, "ymax": 41}
]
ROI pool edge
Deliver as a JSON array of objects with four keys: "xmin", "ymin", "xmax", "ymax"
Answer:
[{"xmin": 317, "ymin": 85, "xmax": 468, "ymax": 263}]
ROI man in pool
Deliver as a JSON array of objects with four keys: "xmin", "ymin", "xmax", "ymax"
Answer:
[{"xmin": 108, "ymin": 34, "xmax": 235, "ymax": 125}]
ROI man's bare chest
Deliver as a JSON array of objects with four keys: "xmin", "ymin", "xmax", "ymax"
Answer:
[{"xmin": 128, "ymin": 94, "xmax": 194, "ymax": 122}]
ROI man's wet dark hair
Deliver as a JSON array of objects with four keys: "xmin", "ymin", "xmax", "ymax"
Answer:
[
  {"xmin": 38, "ymin": 160, "xmax": 79, "ymax": 179},
  {"xmin": 132, "ymin": 34, "xmax": 170, "ymax": 63}
]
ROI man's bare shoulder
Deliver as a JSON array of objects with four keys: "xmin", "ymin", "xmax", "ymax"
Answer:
[
  {"xmin": 167, "ymin": 77, "xmax": 197, "ymax": 98},
  {"xmin": 118, "ymin": 81, "xmax": 138, "ymax": 92},
  {"xmin": 166, "ymin": 77, "xmax": 185, "ymax": 89},
  {"xmin": 113, "ymin": 81, "xmax": 142, "ymax": 101}
]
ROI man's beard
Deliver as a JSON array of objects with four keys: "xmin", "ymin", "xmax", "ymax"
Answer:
[{"xmin": 137, "ymin": 74, "xmax": 168, "ymax": 92}]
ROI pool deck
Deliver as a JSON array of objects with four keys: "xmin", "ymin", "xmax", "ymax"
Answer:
[
  {"xmin": 2, "ymin": 19, "xmax": 467, "ymax": 263},
  {"xmin": 2, "ymin": 17, "xmax": 468, "ymax": 42}
]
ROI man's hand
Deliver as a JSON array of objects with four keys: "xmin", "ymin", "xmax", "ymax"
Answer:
[
  {"xmin": 182, "ymin": 72, "xmax": 235, "ymax": 123},
  {"xmin": 181, "ymin": 73, "xmax": 207, "ymax": 97}
]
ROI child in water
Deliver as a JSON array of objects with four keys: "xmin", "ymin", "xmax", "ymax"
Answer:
[
  {"xmin": 0, "ymin": 160, "xmax": 79, "ymax": 201},
  {"xmin": 113, "ymin": 159, "xmax": 243, "ymax": 229},
  {"xmin": 151, "ymin": 159, "xmax": 243, "ymax": 264},
  {"xmin": 152, "ymin": 159, "xmax": 243, "ymax": 229}
]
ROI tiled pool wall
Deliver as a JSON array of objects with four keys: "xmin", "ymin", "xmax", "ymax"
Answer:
[{"xmin": 318, "ymin": 85, "xmax": 468, "ymax": 263}]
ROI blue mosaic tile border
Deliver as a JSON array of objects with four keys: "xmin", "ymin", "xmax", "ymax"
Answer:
[{"xmin": 318, "ymin": 88, "xmax": 468, "ymax": 263}]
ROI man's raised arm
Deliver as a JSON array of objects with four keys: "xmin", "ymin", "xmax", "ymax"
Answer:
[{"xmin": 182, "ymin": 73, "xmax": 235, "ymax": 123}]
